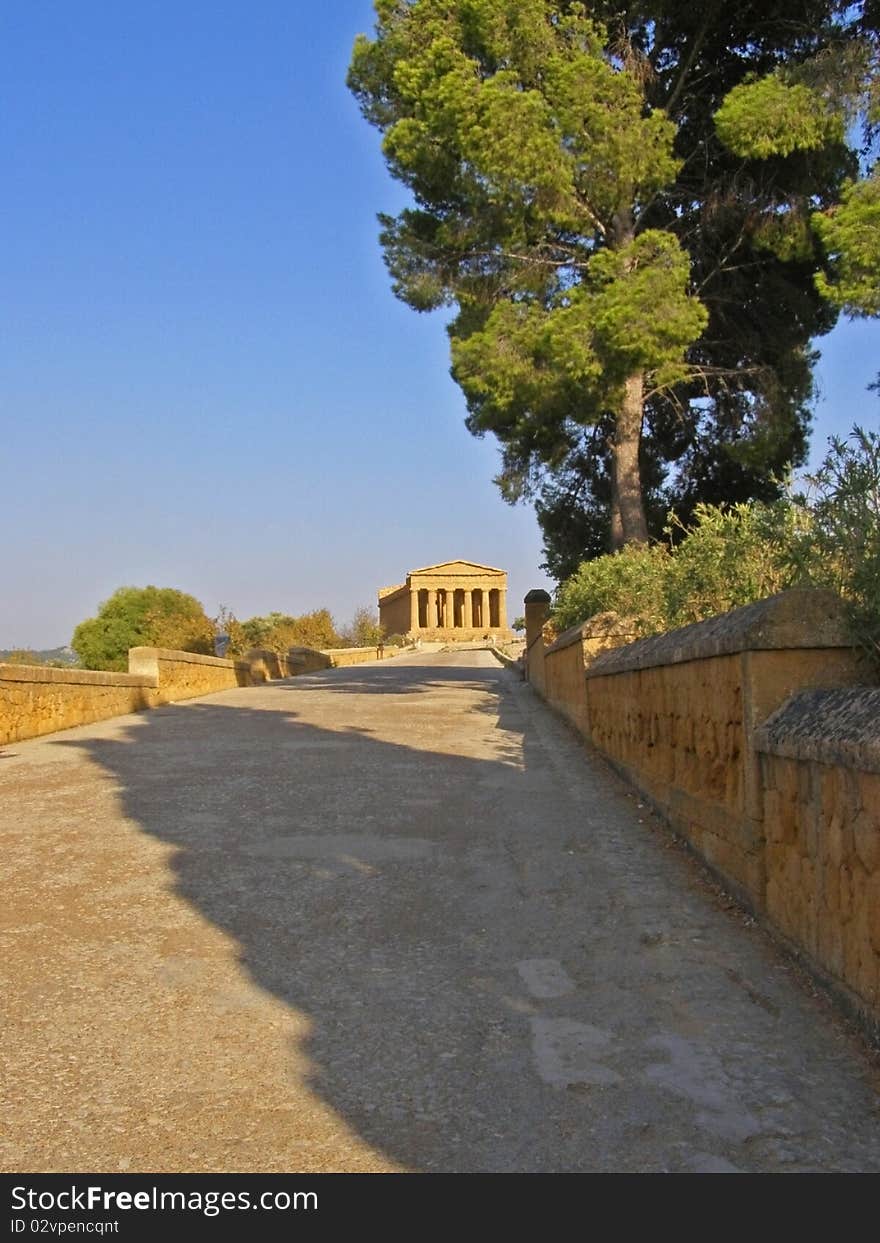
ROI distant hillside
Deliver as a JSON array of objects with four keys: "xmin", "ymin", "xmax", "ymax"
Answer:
[{"xmin": 0, "ymin": 645, "xmax": 78, "ymax": 666}]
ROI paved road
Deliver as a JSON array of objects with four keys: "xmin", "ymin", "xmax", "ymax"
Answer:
[{"xmin": 2, "ymin": 650, "xmax": 879, "ymax": 1172}]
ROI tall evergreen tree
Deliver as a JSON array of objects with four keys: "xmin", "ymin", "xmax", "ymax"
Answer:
[{"xmin": 349, "ymin": 1, "xmax": 877, "ymax": 564}]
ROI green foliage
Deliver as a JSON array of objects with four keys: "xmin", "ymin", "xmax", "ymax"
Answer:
[
  {"xmin": 0, "ymin": 646, "xmax": 78, "ymax": 668},
  {"xmin": 451, "ymin": 230, "xmax": 708, "ymax": 439},
  {"xmin": 511, "ymin": 616, "xmax": 526, "ymax": 633},
  {"xmin": 72, "ymin": 586, "xmax": 215, "ymax": 672},
  {"xmin": 350, "ymin": 0, "xmax": 708, "ymax": 545},
  {"xmin": 340, "ymin": 606, "xmax": 385, "ymax": 648},
  {"xmin": 713, "ymin": 39, "xmax": 879, "ymax": 318},
  {"xmin": 552, "ymin": 501, "xmax": 803, "ymax": 634},
  {"xmin": 715, "ymin": 76, "xmax": 844, "ymax": 159},
  {"xmin": 552, "ymin": 423, "xmax": 880, "ymax": 670},
  {"xmin": 662, "ymin": 503, "xmax": 808, "ymax": 628},
  {"xmin": 553, "ymin": 541, "xmax": 672, "ymax": 635},
  {"xmin": 212, "ymin": 605, "xmax": 250, "ymax": 657},
  {"xmin": 240, "ymin": 609, "xmax": 342, "ymax": 654},
  {"xmin": 352, "ymin": 2, "xmax": 874, "ymax": 555},
  {"xmin": 813, "ymin": 175, "xmax": 880, "ymax": 315},
  {"xmin": 791, "ymin": 425, "xmax": 880, "ymax": 665}
]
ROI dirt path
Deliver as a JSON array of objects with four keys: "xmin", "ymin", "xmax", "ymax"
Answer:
[{"xmin": 2, "ymin": 650, "xmax": 878, "ymax": 1172}]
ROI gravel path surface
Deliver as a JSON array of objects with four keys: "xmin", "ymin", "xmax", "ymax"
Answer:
[{"xmin": 2, "ymin": 650, "xmax": 879, "ymax": 1172}]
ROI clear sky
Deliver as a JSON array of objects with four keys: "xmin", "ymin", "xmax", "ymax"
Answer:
[{"xmin": 2, "ymin": 1, "xmax": 878, "ymax": 650}]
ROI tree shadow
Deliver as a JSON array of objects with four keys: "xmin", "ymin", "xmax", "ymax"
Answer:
[
  {"xmin": 19, "ymin": 657, "xmax": 880, "ymax": 1173},
  {"xmin": 268, "ymin": 659, "xmax": 503, "ymax": 697},
  {"xmin": 49, "ymin": 663, "xmax": 591, "ymax": 1171}
]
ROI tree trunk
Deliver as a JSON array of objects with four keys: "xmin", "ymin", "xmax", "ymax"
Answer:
[{"xmin": 610, "ymin": 372, "xmax": 649, "ymax": 549}]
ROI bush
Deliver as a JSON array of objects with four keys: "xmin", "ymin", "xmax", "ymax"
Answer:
[
  {"xmin": 240, "ymin": 609, "xmax": 342, "ymax": 653},
  {"xmin": 551, "ymin": 423, "xmax": 880, "ymax": 672},
  {"xmin": 662, "ymin": 502, "xmax": 804, "ymax": 629},
  {"xmin": 553, "ymin": 542, "xmax": 671, "ymax": 634},
  {"xmin": 790, "ymin": 425, "xmax": 880, "ymax": 666},
  {"xmin": 338, "ymin": 606, "xmax": 384, "ymax": 648},
  {"xmin": 72, "ymin": 586, "xmax": 215, "ymax": 672},
  {"xmin": 553, "ymin": 501, "xmax": 801, "ymax": 636}
]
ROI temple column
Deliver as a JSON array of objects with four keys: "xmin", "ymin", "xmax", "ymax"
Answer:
[
  {"xmin": 498, "ymin": 588, "xmax": 507, "ymax": 628},
  {"xmin": 445, "ymin": 589, "xmax": 455, "ymax": 631},
  {"xmin": 481, "ymin": 588, "xmax": 491, "ymax": 630},
  {"xmin": 410, "ymin": 589, "xmax": 419, "ymax": 632},
  {"xmin": 464, "ymin": 590, "xmax": 473, "ymax": 629}
]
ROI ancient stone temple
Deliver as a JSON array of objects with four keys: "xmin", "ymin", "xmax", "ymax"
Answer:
[{"xmin": 378, "ymin": 560, "xmax": 512, "ymax": 642}]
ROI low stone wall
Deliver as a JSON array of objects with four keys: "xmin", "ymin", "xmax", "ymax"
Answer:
[
  {"xmin": 524, "ymin": 588, "xmax": 880, "ymax": 1033},
  {"xmin": 544, "ymin": 613, "xmax": 640, "ymax": 739},
  {"xmin": 0, "ymin": 642, "xmax": 407, "ymax": 745},
  {"xmin": 0, "ymin": 648, "xmax": 255, "ymax": 745},
  {"xmin": 129, "ymin": 647, "xmax": 253, "ymax": 700},
  {"xmin": 322, "ymin": 646, "xmax": 403, "ymax": 668},
  {"xmin": 0, "ymin": 664, "xmax": 160, "ymax": 744},
  {"xmin": 756, "ymin": 690, "xmax": 880, "ymax": 1031}
]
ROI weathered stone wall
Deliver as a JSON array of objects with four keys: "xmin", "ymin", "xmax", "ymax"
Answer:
[
  {"xmin": 756, "ymin": 690, "xmax": 880, "ymax": 1030},
  {"xmin": 0, "ymin": 664, "xmax": 160, "ymax": 744},
  {"xmin": 129, "ymin": 648, "xmax": 252, "ymax": 701},
  {"xmin": 586, "ymin": 652, "xmax": 762, "ymax": 897},
  {"xmin": 524, "ymin": 588, "xmax": 880, "ymax": 1032},
  {"xmin": 544, "ymin": 613, "xmax": 640, "ymax": 740},
  {"xmin": 585, "ymin": 644, "xmax": 865, "ymax": 903},
  {"xmin": 0, "ymin": 644, "xmax": 403, "ymax": 745},
  {"xmin": 323, "ymin": 646, "xmax": 402, "ymax": 668}
]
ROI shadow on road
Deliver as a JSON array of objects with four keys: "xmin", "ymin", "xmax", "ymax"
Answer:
[{"xmin": 51, "ymin": 660, "xmax": 589, "ymax": 1171}]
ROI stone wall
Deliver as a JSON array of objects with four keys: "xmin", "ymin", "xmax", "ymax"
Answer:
[
  {"xmin": 322, "ymin": 646, "xmax": 401, "ymax": 668},
  {"xmin": 129, "ymin": 647, "xmax": 253, "ymax": 699},
  {"xmin": 544, "ymin": 613, "xmax": 640, "ymax": 739},
  {"xmin": 525, "ymin": 589, "xmax": 880, "ymax": 1033},
  {"xmin": 756, "ymin": 690, "xmax": 880, "ymax": 1031},
  {"xmin": 0, "ymin": 644, "xmax": 402, "ymax": 745},
  {"xmin": 0, "ymin": 664, "xmax": 161, "ymax": 744}
]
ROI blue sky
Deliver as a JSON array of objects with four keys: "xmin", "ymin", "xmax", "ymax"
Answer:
[{"xmin": 2, "ymin": 1, "xmax": 878, "ymax": 650}]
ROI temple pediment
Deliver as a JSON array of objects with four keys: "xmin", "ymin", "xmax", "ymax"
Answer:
[{"xmin": 409, "ymin": 560, "xmax": 505, "ymax": 577}]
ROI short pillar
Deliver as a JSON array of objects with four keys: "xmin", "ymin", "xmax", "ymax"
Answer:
[{"xmin": 524, "ymin": 589, "xmax": 552, "ymax": 690}]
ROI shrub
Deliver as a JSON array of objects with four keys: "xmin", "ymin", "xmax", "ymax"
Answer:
[
  {"xmin": 240, "ymin": 609, "xmax": 342, "ymax": 653},
  {"xmin": 552, "ymin": 542, "xmax": 670, "ymax": 634},
  {"xmin": 790, "ymin": 426, "xmax": 880, "ymax": 666},
  {"xmin": 550, "ymin": 423, "xmax": 880, "ymax": 672},
  {"xmin": 553, "ymin": 501, "xmax": 801, "ymax": 637},
  {"xmin": 72, "ymin": 587, "xmax": 214, "ymax": 672},
  {"xmin": 662, "ymin": 501, "xmax": 802, "ymax": 628},
  {"xmin": 339, "ymin": 606, "xmax": 384, "ymax": 648}
]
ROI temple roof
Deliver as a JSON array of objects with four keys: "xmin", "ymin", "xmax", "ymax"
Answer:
[{"xmin": 409, "ymin": 560, "xmax": 505, "ymax": 577}]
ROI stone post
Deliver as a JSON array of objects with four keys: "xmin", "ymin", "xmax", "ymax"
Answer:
[{"xmin": 524, "ymin": 589, "xmax": 552, "ymax": 692}]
